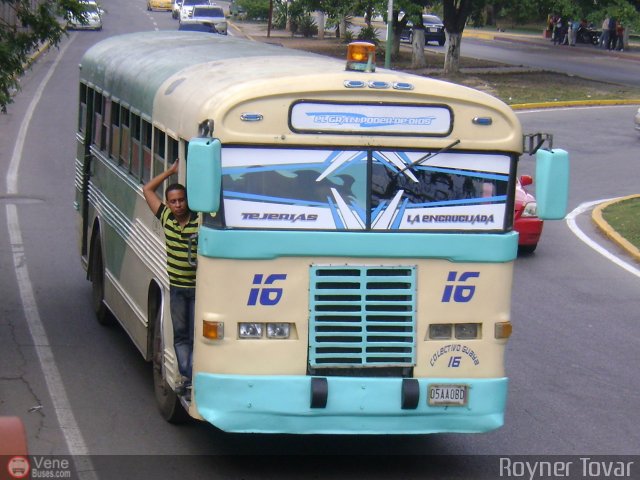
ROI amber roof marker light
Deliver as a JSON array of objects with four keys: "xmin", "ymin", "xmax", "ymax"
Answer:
[{"xmin": 346, "ymin": 42, "xmax": 376, "ymax": 73}]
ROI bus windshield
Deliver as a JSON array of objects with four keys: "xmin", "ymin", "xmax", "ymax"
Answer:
[{"xmin": 217, "ymin": 147, "xmax": 510, "ymax": 231}]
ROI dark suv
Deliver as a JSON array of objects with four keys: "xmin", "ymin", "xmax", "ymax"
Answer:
[{"xmin": 400, "ymin": 14, "xmax": 446, "ymax": 46}]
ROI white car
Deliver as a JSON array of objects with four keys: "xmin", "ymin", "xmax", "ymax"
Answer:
[
  {"xmin": 181, "ymin": 5, "xmax": 227, "ymax": 34},
  {"xmin": 635, "ymin": 107, "xmax": 640, "ymax": 134},
  {"xmin": 179, "ymin": 0, "xmax": 212, "ymax": 23},
  {"xmin": 172, "ymin": 0, "xmax": 182, "ymax": 19},
  {"xmin": 68, "ymin": 1, "xmax": 103, "ymax": 30}
]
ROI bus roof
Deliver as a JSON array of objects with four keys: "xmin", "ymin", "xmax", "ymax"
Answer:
[
  {"xmin": 79, "ymin": 31, "xmax": 522, "ymax": 151},
  {"xmin": 79, "ymin": 31, "xmax": 322, "ymax": 116}
]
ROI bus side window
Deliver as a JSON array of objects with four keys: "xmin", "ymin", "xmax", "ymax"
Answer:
[
  {"xmin": 142, "ymin": 119, "xmax": 152, "ymax": 183},
  {"xmin": 182, "ymin": 139, "xmax": 189, "ymax": 185},
  {"xmin": 101, "ymin": 98, "xmax": 111, "ymax": 153},
  {"xmin": 131, "ymin": 113, "xmax": 141, "ymax": 180},
  {"xmin": 92, "ymin": 92, "xmax": 103, "ymax": 148},
  {"xmin": 78, "ymin": 84, "xmax": 87, "ymax": 134},
  {"xmin": 120, "ymin": 107, "xmax": 131, "ymax": 171},
  {"xmin": 153, "ymin": 127, "xmax": 166, "ymax": 197},
  {"xmin": 164, "ymin": 136, "xmax": 180, "ymax": 195},
  {"xmin": 110, "ymin": 101, "xmax": 120, "ymax": 160}
]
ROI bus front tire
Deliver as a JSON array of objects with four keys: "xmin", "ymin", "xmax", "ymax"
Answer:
[
  {"xmin": 91, "ymin": 238, "xmax": 114, "ymax": 326},
  {"xmin": 152, "ymin": 313, "xmax": 189, "ymax": 424}
]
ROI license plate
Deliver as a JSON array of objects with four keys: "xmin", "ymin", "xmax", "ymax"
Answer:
[
  {"xmin": 428, "ymin": 27, "xmax": 437, "ymax": 32},
  {"xmin": 428, "ymin": 384, "xmax": 468, "ymax": 406}
]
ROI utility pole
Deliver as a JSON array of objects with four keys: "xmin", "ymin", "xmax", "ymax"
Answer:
[{"xmin": 385, "ymin": 0, "xmax": 393, "ymax": 69}]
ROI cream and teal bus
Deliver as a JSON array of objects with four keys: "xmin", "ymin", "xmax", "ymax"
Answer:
[{"xmin": 75, "ymin": 31, "xmax": 569, "ymax": 433}]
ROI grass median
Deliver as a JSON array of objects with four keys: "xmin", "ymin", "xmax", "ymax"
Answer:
[{"xmin": 602, "ymin": 197, "xmax": 640, "ymax": 251}]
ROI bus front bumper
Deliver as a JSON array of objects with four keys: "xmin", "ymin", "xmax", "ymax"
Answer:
[{"xmin": 194, "ymin": 374, "xmax": 508, "ymax": 434}]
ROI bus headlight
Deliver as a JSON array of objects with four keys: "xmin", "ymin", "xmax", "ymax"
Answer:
[
  {"xmin": 267, "ymin": 323, "xmax": 290, "ymax": 339},
  {"xmin": 239, "ymin": 323, "xmax": 263, "ymax": 339},
  {"xmin": 428, "ymin": 323, "xmax": 481, "ymax": 340},
  {"xmin": 429, "ymin": 324, "xmax": 452, "ymax": 340},
  {"xmin": 455, "ymin": 323, "xmax": 480, "ymax": 339}
]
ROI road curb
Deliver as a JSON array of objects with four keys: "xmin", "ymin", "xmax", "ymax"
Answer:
[
  {"xmin": 511, "ymin": 99, "xmax": 640, "ymax": 110},
  {"xmin": 24, "ymin": 41, "xmax": 51, "ymax": 69},
  {"xmin": 592, "ymin": 194, "xmax": 640, "ymax": 262}
]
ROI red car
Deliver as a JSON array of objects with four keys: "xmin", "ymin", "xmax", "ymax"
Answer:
[{"xmin": 514, "ymin": 175, "xmax": 543, "ymax": 253}]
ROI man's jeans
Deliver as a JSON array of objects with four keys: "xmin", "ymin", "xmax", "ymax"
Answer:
[{"xmin": 169, "ymin": 286, "xmax": 195, "ymax": 381}]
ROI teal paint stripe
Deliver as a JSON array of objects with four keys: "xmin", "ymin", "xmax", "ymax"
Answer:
[
  {"xmin": 194, "ymin": 374, "xmax": 508, "ymax": 434},
  {"xmin": 198, "ymin": 228, "xmax": 518, "ymax": 262}
]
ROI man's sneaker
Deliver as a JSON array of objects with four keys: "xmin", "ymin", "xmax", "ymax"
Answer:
[
  {"xmin": 175, "ymin": 383, "xmax": 188, "ymax": 396},
  {"xmin": 175, "ymin": 377, "xmax": 192, "ymax": 397}
]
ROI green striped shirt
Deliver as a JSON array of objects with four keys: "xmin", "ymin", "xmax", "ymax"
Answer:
[{"xmin": 156, "ymin": 204, "xmax": 199, "ymax": 288}]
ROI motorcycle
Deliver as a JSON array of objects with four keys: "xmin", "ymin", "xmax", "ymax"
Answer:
[{"xmin": 576, "ymin": 24, "xmax": 601, "ymax": 46}]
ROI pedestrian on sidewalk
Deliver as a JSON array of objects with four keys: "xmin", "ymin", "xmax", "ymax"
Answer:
[
  {"xmin": 568, "ymin": 18, "xmax": 578, "ymax": 46},
  {"xmin": 615, "ymin": 20, "xmax": 625, "ymax": 51},
  {"xmin": 552, "ymin": 16, "xmax": 564, "ymax": 45},
  {"xmin": 607, "ymin": 16, "xmax": 617, "ymax": 50},
  {"xmin": 599, "ymin": 15, "xmax": 610, "ymax": 48}
]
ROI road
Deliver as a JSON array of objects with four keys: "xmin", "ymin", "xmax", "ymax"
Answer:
[
  {"xmin": 1, "ymin": 1, "xmax": 639, "ymax": 478},
  {"xmin": 376, "ymin": 21, "xmax": 640, "ymax": 87},
  {"xmin": 459, "ymin": 35, "xmax": 640, "ymax": 87}
]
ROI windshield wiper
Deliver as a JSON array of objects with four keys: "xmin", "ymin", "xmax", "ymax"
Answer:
[{"xmin": 393, "ymin": 139, "xmax": 461, "ymax": 179}]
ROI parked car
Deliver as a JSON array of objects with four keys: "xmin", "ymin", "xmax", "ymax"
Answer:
[
  {"xmin": 181, "ymin": 5, "xmax": 227, "ymax": 34},
  {"xmin": 147, "ymin": 0, "xmax": 173, "ymax": 11},
  {"xmin": 172, "ymin": 0, "xmax": 182, "ymax": 19},
  {"xmin": 400, "ymin": 14, "xmax": 446, "ymax": 46},
  {"xmin": 179, "ymin": 0, "xmax": 213, "ymax": 23},
  {"xmin": 229, "ymin": 1, "xmax": 246, "ymax": 19},
  {"xmin": 67, "ymin": 1, "xmax": 103, "ymax": 31},
  {"xmin": 634, "ymin": 107, "xmax": 640, "ymax": 134},
  {"xmin": 514, "ymin": 175, "xmax": 543, "ymax": 253}
]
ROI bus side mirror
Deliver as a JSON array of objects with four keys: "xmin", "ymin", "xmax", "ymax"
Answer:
[
  {"xmin": 535, "ymin": 148, "xmax": 569, "ymax": 220},
  {"xmin": 186, "ymin": 138, "xmax": 221, "ymax": 213}
]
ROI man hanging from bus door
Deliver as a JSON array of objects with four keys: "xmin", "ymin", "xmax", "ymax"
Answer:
[{"xmin": 143, "ymin": 160, "xmax": 199, "ymax": 398}]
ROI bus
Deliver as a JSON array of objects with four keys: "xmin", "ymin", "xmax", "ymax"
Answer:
[{"xmin": 75, "ymin": 31, "xmax": 569, "ymax": 434}]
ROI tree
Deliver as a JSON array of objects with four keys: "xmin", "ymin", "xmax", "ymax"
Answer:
[
  {"xmin": 0, "ymin": 0, "xmax": 85, "ymax": 112},
  {"xmin": 400, "ymin": 1, "xmax": 432, "ymax": 69},
  {"xmin": 442, "ymin": 0, "xmax": 475, "ymax": 74}
]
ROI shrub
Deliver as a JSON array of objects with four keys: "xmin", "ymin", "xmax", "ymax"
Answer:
[
  {"xmin": 298, "ymin": 15, "xmax": 318, "ymax": 38},
  {"xmin": 342, "ymin": 30, "xmax": 355, "ymax": 43},
  {"xmin": 236, "ymin": 0, "xmax": 270, "ymax": 21},
  {"xmin": 357, "ymin": 25, "xmax": 380, "ymax": 45}
]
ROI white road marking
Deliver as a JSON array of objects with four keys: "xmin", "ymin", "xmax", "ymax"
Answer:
[
  {"xmin": 5, "ymin": 35, "xmax": 98, "ymax": 479},
  {"xmin": 566, "ymin": 199, "xmax": 640, "ymax": 278}
]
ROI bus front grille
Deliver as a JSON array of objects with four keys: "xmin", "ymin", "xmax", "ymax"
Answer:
[{"xmin": 309, "ymin": 265, "xmax": 417, "ymax": 368}]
